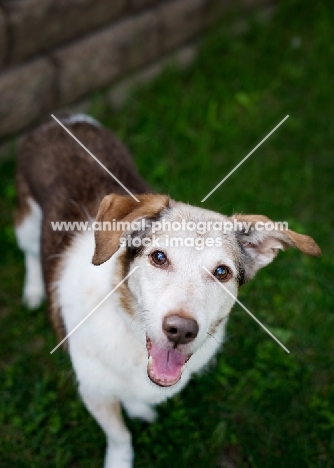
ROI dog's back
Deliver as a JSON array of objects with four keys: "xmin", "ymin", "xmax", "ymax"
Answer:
[
  {"xmin": 16, "ymin": 115, "xmax": 149, "ymax": 220},
  {"xmin": 15, "ymin": 115, "xmax": 150, "ymax": 337}
]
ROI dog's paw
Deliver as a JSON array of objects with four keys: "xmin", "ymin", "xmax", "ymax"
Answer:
[
  {"xmin": 139, "ymin": 406, "xmax": 157, "ymax": 423},
  {"xmin": 123, "ymin": 401, "xmax": 157, "ymax": 423},
  {"xmin": 104, "ymin": 458, "xmax": 132, "ymax": 468},
  {"xmin": 104, "ymin": 444, "xmax": 133, "ymax": 468},
  {"xmin": 23, "ymin": 285, "xmax": 45, "ymax": 309}
]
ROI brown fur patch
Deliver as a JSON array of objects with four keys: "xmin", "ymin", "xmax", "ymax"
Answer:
[
  {"xmin": 92, "ymin": 193, "xmax": 170, "ymax": 265},
  {"xmin": 111, "ymin": 399, "xmax": 127, "ymax": 431},
  {"xmin": 165, "ymin": 309, "xmax": 193, "ymax": 321},
  {"xmin": 48, "ymin": 252, "xmax": 70, "ymax": 346},
  {"xmin": 16, "ymin": 117, "xmax": 153, "ymax": 342},
  {"xmin": 49, "ymin": 285, "xmax": 67, "ymax": 346},
  {"xmin": 284, "ymin": 229, "xmax": 322, "ymax": 256},
  {"xmin": 209, "ymin": 316, "xmax": 225, "ymax": 335},
  {"xmin": 232, "ymin": 214, "xmax": 321, "ymax": 257},
  {"xmin": 115, "ymin": 249, "xmax": 136, "ymax": 316}
]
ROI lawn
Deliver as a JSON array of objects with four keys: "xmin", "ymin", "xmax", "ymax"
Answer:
[{"xmin": 1, "ymin": 0, "xmax": 333, "ymax": 466}]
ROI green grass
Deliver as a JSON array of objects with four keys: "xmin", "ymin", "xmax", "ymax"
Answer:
[{"xmin": 1, "ymin": 0, "xmax": 334, "ymax": 466}]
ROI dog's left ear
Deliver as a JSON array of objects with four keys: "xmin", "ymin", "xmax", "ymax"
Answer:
[
  {"xmin": 92, "ymin": 193, "xmax": 169, "ymax": 265},
  {"xmin": 230, "ymin": 214, "xmax": 321, "ymax": 282}
]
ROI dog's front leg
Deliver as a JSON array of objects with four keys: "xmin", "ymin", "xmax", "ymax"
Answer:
[{"xmin": 80, "ymin": 391, "xmax": 133, "ymax": 468}]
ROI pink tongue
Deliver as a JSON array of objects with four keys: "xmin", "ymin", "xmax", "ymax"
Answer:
[{"xmin": 150, "ymin": 342, "xmax": 186, "ymax": 383}]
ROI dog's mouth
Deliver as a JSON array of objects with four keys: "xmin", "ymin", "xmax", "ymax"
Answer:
[{"xmin": 146, "ymin": 336, "xmax": 191, "ymax": 387}]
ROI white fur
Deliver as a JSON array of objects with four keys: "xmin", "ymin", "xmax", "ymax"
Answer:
[
  {"xmin": 53, "ymin": 203, "xmax": 238, "ymax": 468},
  {"xmin": 60, "ymin": 113, "xmax": 101, "ymax": 127},
  {"xmin": 15, "ymin": 198, "xmax": 45, "ymax": 309},
  {"xmin": 38, "ymin": 114, "xmax": 101, "ymax": 134}
]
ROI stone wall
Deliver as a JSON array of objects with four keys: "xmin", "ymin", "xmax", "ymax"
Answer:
[{"xmin": 0, "ymin": 0, "xmax": 268, "ymax": 141}]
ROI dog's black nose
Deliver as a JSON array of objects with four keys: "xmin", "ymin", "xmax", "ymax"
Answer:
[{"xmin": 163, "ymin": 314, "xmax": 199, "ymax": 345}]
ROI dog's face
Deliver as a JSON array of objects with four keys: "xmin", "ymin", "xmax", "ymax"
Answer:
[
  {"xmin": 126, "ymin": 204, "xmax": 240, "ymax": 387},
  {"xmin": 92, "ymin": 194, "xmax": 321, "ymax": 388}
]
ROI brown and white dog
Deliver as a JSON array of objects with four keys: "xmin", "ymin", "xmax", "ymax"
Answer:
[{"xmin": 15, "ymin": 115, "xmax": 321, "ymax": 468}]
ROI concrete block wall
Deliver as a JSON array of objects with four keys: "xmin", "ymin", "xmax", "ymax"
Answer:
[{"xmin": 0, "ymin": 0, "xmax": 268, "ymax": 140}]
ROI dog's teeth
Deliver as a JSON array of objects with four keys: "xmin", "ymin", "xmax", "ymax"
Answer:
[{"xmin": 148, "ymin": 356, "xmax": 153, "ymax": 367}]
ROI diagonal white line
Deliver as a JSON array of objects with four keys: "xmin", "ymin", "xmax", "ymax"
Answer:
[
  {"xmin": 202, "ymin": 266, "xmax": 290, "ymax": 353},
  {"xmin": 201, "ymin": 115, "xmax": 289, "ymax": 202},
  {"xmin": 50, "ymin": 266, "xmax": 139, "ymax": 354},
  {"xmin": 51, "ymin": 114, "xmax": 140, "ymax": 202}
]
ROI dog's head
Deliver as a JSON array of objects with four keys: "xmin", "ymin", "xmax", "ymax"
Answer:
[{"xmin": 92, "ymin": 194, "xmax": 321, "ymax": 387}]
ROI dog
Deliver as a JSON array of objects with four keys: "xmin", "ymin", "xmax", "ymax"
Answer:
[{"xmin": 15, "ymin": 114, "xmax": 321, "ymax": 468}]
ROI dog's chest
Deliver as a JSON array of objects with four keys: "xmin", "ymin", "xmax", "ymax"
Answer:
[{"xmin": 55, "ymin": 232, "xmax": 179, "ymax": 401}]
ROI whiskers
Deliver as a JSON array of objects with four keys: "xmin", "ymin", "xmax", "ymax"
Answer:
[
  {"xmin": 199, "ymin": 329, "xmax": 224, "ymax": 354},
  {"xmin": 128, "ymin": 309, "xmax": 149, "ymax": 342},
  {"xmin": 131, "ymin": 309, "xmax": 169, "ymax": 349},
  {"xmin": 134, "ymin": 309, "xmax": 158, "ymax": 331},
  {"xmin": 132, "ymin": 315, "xmax": 146, "ymax": 334},
  {"xmin": 206, "ymin": 332, "xmax": 219, "ymax": 345}
]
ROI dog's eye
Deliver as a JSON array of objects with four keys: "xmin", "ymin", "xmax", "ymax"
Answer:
[
  {"xmin": 213, "ymin": 265, "xmax": 231, "ymax": 282},
  {"xmin": 151, "ymin": 250, "xmax": 168, "ymax": 266}
]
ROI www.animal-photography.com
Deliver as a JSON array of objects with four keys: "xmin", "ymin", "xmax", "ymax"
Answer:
[{"xmin": 0, "ymin": 1, "xmax": 333, "ymax": 467}]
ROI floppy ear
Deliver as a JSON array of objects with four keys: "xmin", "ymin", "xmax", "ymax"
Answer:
[
  {"xmin": 230, "ymin": 214, "xmax": 321, "ymax": 282},
  {"xmin": 92, "ymin": 194, "xmax": 169, "ymax": 265}
]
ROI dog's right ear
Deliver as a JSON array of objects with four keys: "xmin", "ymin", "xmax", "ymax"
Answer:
[
  {"xmin": 230, "ymin": 213, "xmax": 321, "ymax": 283},
  {"xmin": 92, "ymin": 194, "xmax": 169, "ymax": 265}
]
